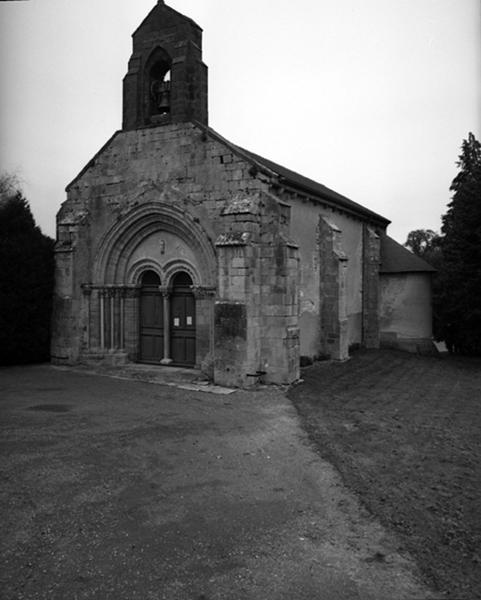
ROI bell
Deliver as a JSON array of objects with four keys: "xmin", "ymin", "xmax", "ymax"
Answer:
[
  {"xmin": 158, "ymin": 88, "xmax": 170, "ymax": 113},
  {"xmin": 151, "ymin": 79, "xmax": 171, "ymax": 115}
]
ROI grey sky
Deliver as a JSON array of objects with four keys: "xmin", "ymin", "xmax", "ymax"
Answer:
[{"xmin": 1, "ymin": 0, "xmax": 480, "ymax": 243}]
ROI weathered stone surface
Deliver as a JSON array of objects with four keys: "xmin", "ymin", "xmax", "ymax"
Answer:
[
  {"xmin": 317, "ymin": 217, "xmax": 349, "ymax": 361},
  {"xmin": 123, "ymin": 2, "xmax": 208, "ymax": 130},
  {"xmin": 51, "ymin": 0, "xmax": 431, "ymax": 388}
]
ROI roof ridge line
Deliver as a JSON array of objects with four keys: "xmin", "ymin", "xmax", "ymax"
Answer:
[
  {"xmin": 193, "ymin": 122, "xmax": 390, "ymax": 226},
  {"xmin": 193, "ymin": 122, "xmax": 278, "ymax": 178}
]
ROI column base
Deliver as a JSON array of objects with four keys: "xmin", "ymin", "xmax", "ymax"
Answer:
[{"xmin": 160, "ymin": 357, "xmax": 173, "ymax": 365}]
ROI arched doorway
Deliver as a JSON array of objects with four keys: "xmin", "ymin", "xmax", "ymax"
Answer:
[
  {"xmin": 139, "ymin": 270, "xmax": 163, "ymax": 363},
  {"xmin": 170, "ymin": 271, "xmax": 196, "ymax": 367},
  {"xmin": 92, "ymin": 202, "xmax": 216, "ymax": 370}
]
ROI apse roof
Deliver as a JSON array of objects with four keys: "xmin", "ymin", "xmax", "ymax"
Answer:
[{"xmin": 380, "ymin": 235, "xmax": 436, "ymax": 273}]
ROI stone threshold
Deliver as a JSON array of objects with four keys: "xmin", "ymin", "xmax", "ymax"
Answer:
[{"xmin": 51, "ymin": 363, "xmax": 236, "ymax": 395}]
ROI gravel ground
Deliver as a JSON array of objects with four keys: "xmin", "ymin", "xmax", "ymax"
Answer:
[
  {"xmin": 289, "ymin": 349, "xmax": 481, "ymax": 600},
  {"xmin": 0, "ymin": 363, "xmax": 435, "ymax": 600}
]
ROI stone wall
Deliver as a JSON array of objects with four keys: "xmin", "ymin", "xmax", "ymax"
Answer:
[
  {"xmin": 52, "ymin": 122, "xmax": 300, "ymax": 385},
  {"xmin": 213, "ymin": 192, "xmax": 299, "ymax": 387},
  {"xmin": 283, "ymin": 190, "xmax": 366, "ymax": 358},
  {"xmin": 53, "ymin": 119, "xmax": 388, "ymax": 384}
]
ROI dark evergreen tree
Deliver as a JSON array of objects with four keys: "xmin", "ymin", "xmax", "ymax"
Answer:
[
  {"xmin": 0, "ymin": 176, "xmax": 55, "ymax": 364},
  {"xmin": 438, "ymin": 133, "xmax": 481, "ymax": 355}
]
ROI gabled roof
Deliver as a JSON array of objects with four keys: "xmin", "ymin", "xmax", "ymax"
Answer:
[
  {"xmin": 380, "ymin": 235, "xmax": 436, "ymax": 273},
  {"xmin": 199, "ymin": 124, "xmax": 390, "ymax": 227},
  {"xmin": 239, "ymin": 146, "xmax": 390, "ymax": 226}
]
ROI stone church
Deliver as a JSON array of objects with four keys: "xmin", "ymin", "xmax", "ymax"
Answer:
[{"xmin": 51, "ymin": 0, "xmax": 435, "ymax": 387}]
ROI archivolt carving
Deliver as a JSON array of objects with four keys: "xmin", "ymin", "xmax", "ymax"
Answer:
[
  {"xmin": 127, "ymin": 259, "xmax": 164, "ymax": 285},
  {"xmin": 163, "ymin": 259, "xmax": 200, "ymax": 288},
  {"xmin": 94, "ymin": 202, "xmax": 216, "ymax": 286}
]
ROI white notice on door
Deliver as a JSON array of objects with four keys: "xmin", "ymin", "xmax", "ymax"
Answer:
[
  {"xmin": 174, "ymin": 318, "xmax": 180, "ymax": 327},
  {"xmin": 186, "ymin": 316, "xmax": 193, "ymax": 326}
]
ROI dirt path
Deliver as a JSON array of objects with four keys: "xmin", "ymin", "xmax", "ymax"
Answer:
[{"xmin": 1, "ymin": 365, "xmax": 434, "ymax": 599}]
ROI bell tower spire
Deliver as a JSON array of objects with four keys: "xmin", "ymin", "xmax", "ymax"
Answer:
[{"xmin": 122, "ymin": 2, "xmax": 208, "ymax": 130}]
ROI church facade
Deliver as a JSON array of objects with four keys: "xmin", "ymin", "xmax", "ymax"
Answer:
[{"xmin": 51, "ymin": 0, "xmax": 434, "ymax": 387}]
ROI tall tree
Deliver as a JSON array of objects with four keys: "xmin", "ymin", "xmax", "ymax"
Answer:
[
  {"xmin": 404, "ymin": 228, "xmax": 442, "ymax": 269},
  {"xmin": 404, "ymin": 228, "xmax": 437, "ymax": 257},
  {"xmin": 439, "ymin": 133, "xmax": 481, "ymax": 354},
  {"xmin": 0, "ymin": 175, "xmax": 55, "ymax": 364}
]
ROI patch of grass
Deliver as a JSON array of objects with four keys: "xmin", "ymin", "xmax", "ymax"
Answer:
[{"xmin": 289, "ymin": 349, "xmax": 481, "ymax": 600}]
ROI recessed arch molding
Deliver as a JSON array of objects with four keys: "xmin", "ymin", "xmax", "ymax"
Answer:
[{"xmin": 93, "ymin": 202, "xmax": 217, "ymax": 288}]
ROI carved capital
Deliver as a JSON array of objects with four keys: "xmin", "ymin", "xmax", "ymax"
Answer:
[
  {"xmin": 191, "ymin": 285, "xmax": 216, "ymax": 299},
  {"xmin": 126, "ymin": 287, "xmax": 141, "ymax": 299}
]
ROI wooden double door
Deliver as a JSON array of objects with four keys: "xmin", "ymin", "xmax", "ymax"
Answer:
[{"xmin": 139, "ymin": 270, "xmax": 196, "ymax": 366}]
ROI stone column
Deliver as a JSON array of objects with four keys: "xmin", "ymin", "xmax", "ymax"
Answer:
[
  {"xmin": 99, "ymin": 290, "xmax": 106, "ymax": 350},
  {"xmin": 109, "ymin": 290, "xmax": 115, "ymax": 350},
  {"xmin": 81, "ymin": 285, "xmax": 92, "ymax": 352},
  {"xmin": 160, "ymin": 287, "xmax": 173, "ymax": 365},
  {"xmin": 120, "ymin": 289, "xmax": 126, "ymax": 350}
]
